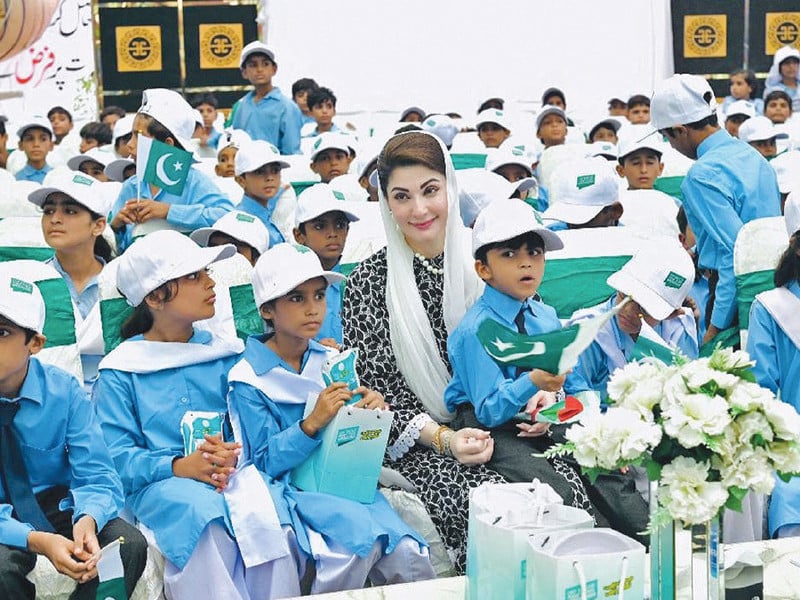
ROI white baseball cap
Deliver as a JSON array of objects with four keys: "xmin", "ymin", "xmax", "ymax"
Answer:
[
  {"xmin": 785, "ymin": 190, "xmax": 800, "ymax": 237},
  {"xmin": 737, "ymin": 116, "xmax": 789, "ymax": 143},
  {"xmin": 138, "ymin": 88, "xmax": 197, "ymax": 150},
  {"xmin": 420, "ymin": 114, "xmax": 459, "ymax": 147},
  {"xmin": 588, "ymin": 117, "xmax": 622, "ymax": 140},
  {"xmin": 536, "ymin": 106, "xmax": 567, "ymax": 131},
  {"xmin": 650, "ymin": 74, "xmax": 717, "ymax": 131},
  {"xmin": 216, "ymin": 128, "xmax": 251, "ymax": 155},
  {"xmin": 67, "ymin": 146, "xmax": 115, "ymax": 171},
  {"xmin": 725, "ymin": 100, "xmax": 756, "ymax": 119},
  {"xmin": 485, "ymin": 145, "xmax": 533, "ymax": 176},
  {"xmin": 588, "ymin": 141, "xmax": 618, "ymax": 160},
  {"xmin": 116, "ymin": 230, "xmax": 236, "ymax": 306},
  {"xmin": 239, "ymin": 41, "xmax": 275, "ymax": 69},
  {"xmin": 774, "ymin": 45, "xmax": 800, "ymax": 67},
  {"xmin": 295, "ymin": 183, "xmax": 360, "ymax": 227},
  {"xmin": 617, "ymin": 124, "xmax": 665, "ymax": 160},
  {"xmin": 104, "ymin": 158, "xmax": 135, "ymax": 183},
  {"xmin": 252, "ymin": 243, "xmax": 345, "ymax": 306},
  {"xmin": 234, "ymin": 139, "xmax": 290, "ymax": 176},
  {"xmin": 476, "ymin": 109, "xmax": 511, "ymax": 132},
  {"xmin": 112, "ymin": 114, "xmax": 134, "ymax": 145},
  {"xmin": 190, "ymin": 211, "xmax": 271, "ymax": 254},
  {"xmin": 0, "ymin": 262, "xmax": 45, "ymax": 333},
  {"xmin": 472, "ymin": 197, "xmax": 563, "ymax": 257},
  {"xmin": 16, "ymin": 116, "xmax": 53, "ymax": 139},
  {"xmin": 28, "ymin": 171, "xmax": 109, "ymax": 216},
  {"xmin": 607, "ymin": 241, "xmax": 694, "ymax": 321},
  {"xmin": 543, "ymin": 157, "xmax": 620, "ymax": 225},
  {"xmin": 400, "ymin": 106, "xmax": 426, "ymax": 121},
  {"xmin": 772, "ymin": 150, "xmax": 800, "ymax": 195},
  {"xmin": 309, "ymin": 131, "xmax": 356, "ymax": 162},
  {"xmin": 457, "ymin": 169, "xmax": 538, "ymax": 228}
]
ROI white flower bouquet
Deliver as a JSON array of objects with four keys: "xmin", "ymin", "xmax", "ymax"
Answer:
[{"xmin": 546, "ymin": 346, "xmax": 800, "ymax": 526}]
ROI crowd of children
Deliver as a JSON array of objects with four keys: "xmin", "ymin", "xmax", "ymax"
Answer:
[{"xmin": 1, "ymin": 38, "xmax": 799, "ymax": 599}]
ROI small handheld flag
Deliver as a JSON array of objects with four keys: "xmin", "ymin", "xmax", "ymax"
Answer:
[
  {"xmin": 94, "ymin": 536, "xmax": 127, "ymax": 600},
  {"xmin": 534, "ymin": 395, "xmax": 585, "ymax": 424},
  {"xmin": 136, "ymin": 136, "xmax": 192, "ymax": 196}
]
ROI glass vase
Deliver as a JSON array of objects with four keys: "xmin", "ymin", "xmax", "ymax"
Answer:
[{"xmin": 649, "ymin": 481, "xmax": 724, "ymax": 600}]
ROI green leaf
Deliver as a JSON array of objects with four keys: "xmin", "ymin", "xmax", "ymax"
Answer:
[
  {"xmin": 751, "ymin": 433, "xmax": 768, "ymax": 448},
  {"xmin": 699, "ymin": 380, "xmax": 720, "ymax": 397},
  {"xmin": 644, "ymin": 458, "xmax": 662, "ymax": 481},
  {"xmin": 778, "ymin": 471, "xmax": 796, "ymax": 483},
  {"xmin": 584, "ymin": 467, "xmax": 602, "ymax": 484},
  {"xmin": 704, "ymin": 434, "xmax": 724, "ymax": 454},
  {"xmin": 725, "ymin": 486, "xmax": 748, "ymax": 512}
]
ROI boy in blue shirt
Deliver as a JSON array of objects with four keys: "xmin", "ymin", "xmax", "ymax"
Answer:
[
  {"xmin": 228, "ymin": 41, "xmax": 303, "ymax": 155},
  {"xmin": 293, "ymin": 183, "xmax": 360, "ymax": 346},
  {"xmin": 15, "ymin": 117, "xmax": 54, "ymax": 184},
  {"xmin": 303, "ymin": 87, "xmax": 341, "ymax": 138},
  {"xmin": 0, "ymin": 261, "xmax": 146, "ymax": 599},
  {"xmin": 234, "ymin": 138, "xmax": 291, "ymax": 247},
  {"xmin": 309, "ymin": 132, "xmax": 355, "ymax": 184}
]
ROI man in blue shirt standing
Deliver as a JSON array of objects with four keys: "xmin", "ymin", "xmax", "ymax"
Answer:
[
  {"xmin": 228, "ymin": 41, "xmax": 303, "ymax": 155},
  {"xmin": 650, "ymin": 74, "xmax": 781, "ymax": 345}
]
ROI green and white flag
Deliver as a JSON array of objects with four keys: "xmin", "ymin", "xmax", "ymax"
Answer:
[
  {"xmin": 477, "ymin": 298, "xmax": 628, "ymax": 375},
  {"xmin": 630, "ymin": 323, "xmax": 675, "ymax": 364},
  {"xmin": 95, "ymin": 537, "xmax": 127, "ymax": 600},
  {"xmin": 136, "ymin": 135, "xmax": 192, "ymax": 195}
]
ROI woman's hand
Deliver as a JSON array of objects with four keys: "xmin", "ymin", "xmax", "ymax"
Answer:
[
  {"xmin": 352, "ymin": 387, "xmax": 386, "ymax": 410},
  {"xmin": 449, "ymin": 427, "xmax": 494, "ymax": 465},
  {"xmin": 301, "ymin": 382, "xmax": 350, "ymax": 436}
]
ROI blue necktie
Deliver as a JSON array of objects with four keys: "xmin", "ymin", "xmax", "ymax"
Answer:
[
  {"xmin": 0, "ymin": 401, "xmax": 54, "ymax": 532},
  {"xmin": 514, "ymin": 304, "xmax": 527, "ymax": 377}
]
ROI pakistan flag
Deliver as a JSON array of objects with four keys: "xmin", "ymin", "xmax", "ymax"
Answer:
[
  {"xmin": 136, "ymin": 135, "xmax": 192, "ymax": 195},
  {"xmin": 94, "ymin": 538, "xmax": 127, "ymax": 600}
]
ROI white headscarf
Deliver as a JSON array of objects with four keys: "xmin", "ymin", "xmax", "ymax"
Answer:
[{"xmin": 376, "ymin": 131, "xmax": 484, "ymax": 423}]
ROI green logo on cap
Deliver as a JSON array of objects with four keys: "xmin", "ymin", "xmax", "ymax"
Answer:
[
  {"xmin": 293, "ymin": 244, "xmax": 312, "ymax": 254},
  {"xmin": 512, "ymin": 147, "xmax": 525, "ymax": 156},
  {"xmin": 664, "ymin": 271, "xmax": 687, "ymax": 289},
  {"xmin": 532, "ymin": 210, "xmax": 544, "ymax": 225},
  {"xmin": 426, "ymin": 119, "xmax": 436, "ymax": 127},
  {"xmin": 313, "ymin": 138, "xmax": 322, "ymax": 149},
  {"xmin": 72, "ymin": 174, "xmax": 94, "ymax": 186},
  {"xmin": 236, "ymin": 213, "xmax": 256, "ymax": 223},
  {"xmin": 268, "ymin": 143, "xmax": 279, "ymax": 154},
  {"xmin": 332, "ymin": 190, "xmax": 345, "ymax": 201},
  {"xmin": 576, "ymin": 174, "xmax": 596, "ymax": 189},
  {"xmin": 494, "ymin": 110, "xmax": 503, "ymax": 117},
  {"xmin": 10, "ymin": 278, "xmax": 33, "ymax": 294}
]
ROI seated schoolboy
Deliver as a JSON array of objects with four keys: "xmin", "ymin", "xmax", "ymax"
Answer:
[
  {"xmin": 227, "ymin": 243, "xmax": 435, "ymax": 593},
  {"xmin": 214, "ymin": 129, "xmax": 251, "ymax": 178},
  {"xmin": 607, "ymin": 95, "xmax": 627, "ymax": 116},
  {"xmin": 234, "ymin": 138, "xmax": 291, "ymax": 246},
  {"xmin": 357, "ymin": 155, "xmax": 379, "ymax": 202},
  {"xmin": 588, "ymin": 141, "xmax": 618, "ymax": 162},
  {"xmin": 764, "ymin": 89, "xmax": 793, "ymax": 125},
  {"xmin": 189, "ymin": 92, "xmax": 222, "ymax": 155},
  {"xmin": 475, "ymin": 109, "xmax": 512, "ymax": 149},
  {"xmin": 15, "ymin": 117, "xmax": 54, "ymax": 183},
  {"xmin": 99, "ymin": 105, "xmax": 125, "ymax": 128},
  {"xmin": 615, "ymin": 127, "xmax": 665, "ymax": 190},
  {"xmin": 485, "ymin": 145, "xmax": 535, "ymax": 183},
  {"xmin": 724, "ymin": 100, "xmax": 755, "ymax": 138},
  {"xmin": 543, "ymin": 157, "xmax": 623, "ymax": 230},
  {"xmin": 569, "ymin": 242, "xmax": 699, "ymax": 401},
  {"xmin": 738, "ymin": 116, "xmax": 789, "ymax": 159},
  {"xmin": 48, "ymin": 106, "xmax": 76, "ymax": 148},
  {"xmin": 111, "ymin": 114, "xmax": 134, "ymax": 159},
  {"xmin": 536, "ymin": 106, "xmax": 568, "ymax": 149},
  {"xmin": 191, "ymin": 209, "xmax": 270, "ymax": 267},
  {"xmin": 78, "ymin": 122, "xmax": 112, "ymax": 154},
  {"xmin": 309, "ymin": 132, "xmax": 355, "ymax": 184},
  {"xmin": 677, "ymin": 205, "xmax": 710, "ymax": 341},
  {"xmin": 0, "ymin": 261, "xmax": 147, "ymax": 599},
  {"xmin": 228, "ymin": 41, "xmax": 303, "ymax": 155},
  {"xmin": 293, "ymin": 183, "xmax": 360, "ymax": 345},
  {"xmin": 399, "ymin": 106, "xmax": 426, "ymax": 123},
  {"xmin": 303, "ymin": 87, "xmax": 340, "ymax": 137},
  {"xmin": 626, "ymin": 94, "xmax": 651, "ymax": 124},
  {"xmin": 67, "ymin": 147, "xmax": 114, "ymax": 182},
  {"xmin": 419, "ymin": 114, "xmax": 460, "ymax": 150},
  {"xmin": 291, "ymin": 77, "xmax": 319, "ymax": 126},
  {"xmin": 587, "ymin": 118, "xmax": 621, "ymax": 144},
  {"xmin": 109, "ymin": 88, "xmax": 235, "ymax": 251}
]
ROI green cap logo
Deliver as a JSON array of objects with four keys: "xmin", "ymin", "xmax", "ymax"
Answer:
[
  {"xmin": 72, "ymin": 174, "xmax": 94, "ymax": 186},
  {"xmin": 10, "ymin": 278, "xmax": 33, "ymax": 294},
  {"xmin": 293, "ymin": 244, "xmax": 311, "ymax": 254},
  {"xmin": 235, "ymin": 213, "xmax": 255, "ymax": 223},
  {"xmin": 268, "ymin": 143, "xmax": 279, "ymax": 154},
  {"xmin": 332, "ymin": 190, "xmax": 345, "ymax": 201},
  {"xmin": 426, "ymin": 118, "xmax": 436, "ymax": 127},
  {"xmin": 664, "ymin": 271, "xmax": 687, "ymax": 289},
  {"xmin": 576, "ymin": 174, "xmax": 596, "ymax": 189},
  {"xmin": 313, "ymin": 138, "xmax": 322, "ymax": 149},
  {"xmin": 532, "ymin": 210, "xmax": 544, "ymax": 225},
  {"xmin": 494, "ymin": 110, "xmax": 503, "ymax": 117},
  {"xmin": 512, "ymin": 147, "xmax": 525, "ymax": 156}
]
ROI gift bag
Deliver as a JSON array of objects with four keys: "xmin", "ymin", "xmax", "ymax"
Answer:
[
  {"xmin": 527, "ymin": 528, "xmax": 645, "ymax": 600},
  {"xmin": 466, "ymin": 481, "xmax": 593, "ymax": 600},
  {"xmin": 291, "ymin": 405, "xmax": 394, "ymax": 503}
]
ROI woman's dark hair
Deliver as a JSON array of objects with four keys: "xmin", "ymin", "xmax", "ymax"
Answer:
[
  {"xmin": 139, "ymin": 114, "xmax": 186, "ymax": 151},
  {"xmin": 377, "ymin": 132, "xmax": 446, "ymax": 197},
  {"xmin": 120, "ymin": 280, "xmax": 178, "ymax": 339},
  {"xmin": 775, "ymin": 233, "xmax": 800, "ymax": 288},
  {"xmin": 730, "ymin": 69, "xmax": 758, "ymax": 99}
]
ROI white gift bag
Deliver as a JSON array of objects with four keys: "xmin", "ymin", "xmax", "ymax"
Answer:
[
  {"xmin": 466, "ymin": 481, "xmax": 593, "ymax": 600},
  {"xmin": 527, "ymin": 528, "xmax": 646, "ymax": 600}
]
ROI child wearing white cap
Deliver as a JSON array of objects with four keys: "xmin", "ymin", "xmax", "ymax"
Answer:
[
  {"xmin": 0, "ymin": 260, "xmax": 148, "ymax": 599},
  {"xmin": 651, "ymin": 73, "xmax": 782, "ymax": 345},
  {"xmin": 191, "ymin": 210, "xmax": 270, "ymax": 267},
  {"xmin": 568, "ymin": 241, "xmax": 699, "ymax": 401},
  {"xmin": 747, "ymin": 190, "xmax": 800, "ymax": 539},
  {"xmin": 109, "ymin": 88, "xmax": 236, "ymax": 252},
  {"xmin": 308, "ymin": 132, "xmax": 355, "ymax": 184},
  {"xmin": 227, "ymin": 243, "xmax": 435, "ymax": 593},
  {"xmin": 214, "ymin": 129, "xmax": 251, "ymax": 178},
  {"xmin": 227, "ymin": 41, "xmax": 303, "ymax": 155},
  {"xmin": 67, "ymin": 146, "xmax": 114, "ymax": 182},
  {"xmin": 234, "ymin": 138, "xmax": 292, "ymax": 247},
  {"xmin": 475, "ymin": 109, "xmax": 511, "ymax": 149},
  {"xmin": 723, "ymin": 99, "xmax": 756, "ymax": 138},
  {"xmin": 737, "ymin": 115, "xmax": 790, "ymax": 159},
  {"xmin": 94, "ymin": 230, "xmax": 301, "ymax": 599},
  {"xmin": 15, "ymin": 117, "xmax": 54, "ymax": 184},
  {"xmin": 292, "ymin": 184, "xmax": 360, "ymax": 345},
  {"xmin": 536, "ymin": 106, "xmax": 568, "ymax": 149},
  {"xmin": 764, "ymin": 46, "xmax": 800, "ymax": 112},
  {"xmin": 615, "ymin": 124, "xmax": 665, "ymax": 190},
  {"xmin": 28, "ymin": 171, "xmax": 115, "ymax": 393}
]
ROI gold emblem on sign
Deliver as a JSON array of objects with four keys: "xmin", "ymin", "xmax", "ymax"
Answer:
[
  {"xmin": 684, "ymin": 15, "xmax": 727, "ymax": 58},
  {"xmin": 766, "ymin": 13, "xmax": 800, "ymax": 55},
  {"xmin": 199, "ymin": 23, "xmax": 243, "ymax": 69},
  {"xmin": 115, "ymin": 26, "xmax": 162, "ymax": 72}
]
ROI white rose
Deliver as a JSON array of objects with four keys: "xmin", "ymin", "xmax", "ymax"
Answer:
[
  {"xmin": 766, "ymin": 441, "xmax": 800, "ymax": 474},
  {"xmin": 662, "ymin": 393, "xmax": 732, "ymax": 448},
  {"xmin": 763, "ymin": 399, "xmax": 800, "ymax": 440},
  {"xmin": 728, "ymin": 381, "xmax": 772, "ymax": 413},
  {"xmin": 565, "ymin": 408, "xmax": 659, "ymax": 470},
  {"xmin": 680, "ymin": 359, "xmax": 740, "ymax": 393},
  {"xmin": 607, "ymin": 362, "xmax": 667, "ymax": 405},
  {"xmin": 708, "ymin": 347, "xmax": 755, "ymax": 373},
  {"xmin": 720, "ymin": 448, "xmax": 775, "ymax": 494},
  {"xmin": 733, "ymin": 411, "xmax": 774, "ymax": 447},
  {"xmin": 659, "ymin": 457, "xmax": 728, "ymax": 524}
]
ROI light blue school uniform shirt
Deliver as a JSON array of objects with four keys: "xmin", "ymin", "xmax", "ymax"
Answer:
[
  {"xmin": 228, "ymin": 335, "xmax": 427, "ymax": 558},
  {"xmin": 15, "ymin": 163, "xmax": 52, "ymax": 184},
  {"xmin": 680, "ymin": 129, "xmax": 780, "ymax": 331},
  {"xmin": 0, "ymin": 358, "xmax": 124, "ymax": 549},
  {"xmin": 236, "ymin": 193, "xmax": 285, "ymax": 247},
  {"xmin": 229, "ymin": 88, "xmax": 303, "ymax": 155},
  {"xmin": 317, "ymin": 262, "xmax": 344, "ymax": 343},
  {"xmin": 301, "ymin": 122, "xmax": 342, "ymax": 139},
  {"xmin": 746, "ymin": 280, "xmax": 800, "ymax": 536},
  {"xmin": 93, "ymin": 330, "xmax": 245, "ymax": 568},
  {"xmin": 111, "ymin": 167, "xmax": 234, "ymax": 251},
  {"xmin": 444, "ymin": 284, "xmax": 589, "ymax": 427}
]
